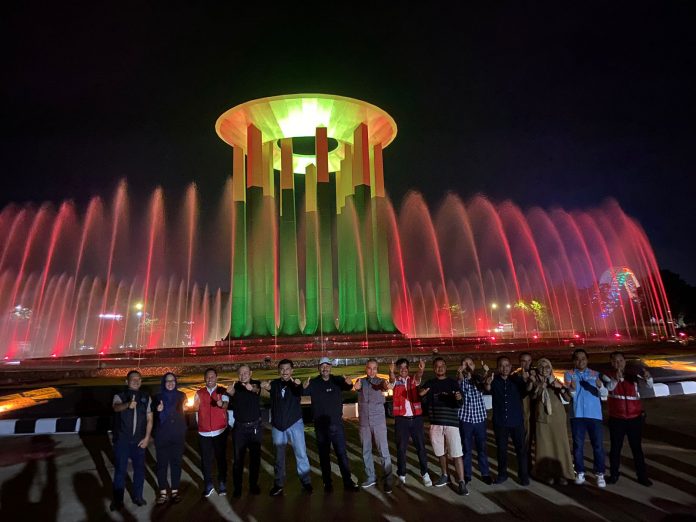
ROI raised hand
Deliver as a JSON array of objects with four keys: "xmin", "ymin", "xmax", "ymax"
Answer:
[
  {"xmin": 418, "ymin": 387, "xmax": 430, "ymax": 397},
  {"xmin": 389, "ymin": 361, "xmax": 396, "ymax": 375},
  {"xmin": 243, "ymin": 382, "xmax": 254, "ymax": 392},
  {"xmin": 418, "ymin": 359, "xmax": 425, "ymax": 372},
  {"xmin": 303, "ymin": 376, "xmax": 311, "ymax": 389},
  {"xmin": 344, "ymin": 375, "xmax": 353, "ymax": 386},
  {"xmin": 227, "ymin": 381, "xmax": 237, "ymax": 396},
  {"xmin": 261, "ymin": 380, "xmax": 271, "ymax": 391},
  {"xmin": 128, "ymin": 397, "xmax": 137, "ymax": 410},
  {"xmin": 353, "ymin": 378, "xmax": 363, "ymax": 390},
  {"xmin": 156, "ymin": 400, "xmax": 164, "ymax": 412},
  {"xmin": 481, "ymin": 360, "xmax": 489, "ymax": 373},
  {"xmin": 293, "ymin": 378, "xmax": 301, "ymax": 386}
]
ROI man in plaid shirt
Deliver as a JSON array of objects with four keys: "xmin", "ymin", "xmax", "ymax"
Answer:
[{"xmin": 457, "ymin": 357, "xmax": 492, "ymax": 485}]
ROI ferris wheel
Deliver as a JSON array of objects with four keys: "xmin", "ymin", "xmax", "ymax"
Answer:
[{"xmin": 598, "ymin": 266, "xmax": 640, "ymax": 318}]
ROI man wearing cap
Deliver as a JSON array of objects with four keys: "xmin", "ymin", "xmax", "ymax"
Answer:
[{"xmin": 303, "ymin": 357, "xmax": 360, "ymax": 493}]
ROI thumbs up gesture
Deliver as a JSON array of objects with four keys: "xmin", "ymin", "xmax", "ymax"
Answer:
[{"xmin": 157, "ymin": 400, "xmax": 164, "ymax": 412}]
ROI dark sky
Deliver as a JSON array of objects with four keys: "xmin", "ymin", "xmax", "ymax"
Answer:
[{"xmin": 2, "ymin": 4, "xmax": 695, "ymax": 282}]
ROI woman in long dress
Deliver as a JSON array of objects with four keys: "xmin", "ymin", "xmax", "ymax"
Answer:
[
  {"xmin": 532, "ymin": 358, "xmax": 575, "ymax": 485},
  {"xmin": 154, "ymin": 372, "xmax": 188, "ymax": 503}
]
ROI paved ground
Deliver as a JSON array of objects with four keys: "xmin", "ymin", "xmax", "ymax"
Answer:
[{"xmin": 0, "ymin": 393, "xmax": 695, "ymax": 521}]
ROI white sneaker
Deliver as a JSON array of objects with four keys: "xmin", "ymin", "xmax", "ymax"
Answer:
[
  {"xmin": 422, "ymin": 473, "xmax": 433, "ymax": 487},
  {"xmin": 574, "ymin": 472, "xmax": 586, "ymax": 485},
  {"xmin": 596, "ymin": 474, "xmax": 606, "ymax": 488},
  {"xmin": 398, "ymin": 475, "xmax": 406, "ymax": 485}
]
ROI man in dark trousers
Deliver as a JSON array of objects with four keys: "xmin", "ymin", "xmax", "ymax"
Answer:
[
  {"xmin": 193, "ymin": 367, "xmax": 229, "ymax": 498},
  {"xmin": 111, "ymin": 369, "xmax": 153, "ymax": 511},
  {"xmin": 261, "ymin": 359, "xmax": 313, "ymax": 496},
  {"xmin": 303, "ymin": 356, "xmax": 360, "ymax": 493},
  {"xmin": 227, "ymin": 364, "xmax": 262, "ymax": 497},
  {"xmin": 484, "ymin": 356, "xmax": 531, "ymax": 485}
]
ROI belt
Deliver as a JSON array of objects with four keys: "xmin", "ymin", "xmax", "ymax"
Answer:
[{"xmin": 237, "ymin": 419, "xmax": 262, "ymax": 427}]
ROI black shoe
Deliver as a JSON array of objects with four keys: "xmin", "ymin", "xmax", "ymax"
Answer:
[
  {"xmin": 302, "ymin": 483, "xmax": 314, "ymax": 495},
  {"xmin": 232, "ymin": 489, "xmax": 242, "ymax": 498},
  {"xmin": 637, "ymin": 477, "xmax": 653, "ymax": 487},
  {"xmin": 520, "ymin": 478, "xmax": 530, "ymax": 487},
  {"xmin": 218, "ymin": 482, "xmax": 227, "ymax": 496},
  {"xmin": 109, "ymin": 500, "xmax": 123, "ymax": 512},
  {"xmin": 482, "ymin": 476, "xmax": 492, "ymax": 485},
  {"xmin": 269, "ymin": 485, "xmax": 284, "ymax": 496},
  {"xmin": 324, "ymin": 483, "xmax": 334, "ymax": 493},
  {"xmin": 458, "ymin": 480, "xmax": 470, "ymax": 496},
  {"xmin": 344, "ymin": 482, "xmax": 360, "ymax": 492},
  {"xmin": 133, "ymin": 498, "xmax": 147, "ymax": 507},
  {"xmin": 384, "ymin": 479, "xmax": 394, "ymax": 494},
  {"xmin": 606, "ymin": 475, "xmax": 619, "ymax": 485},
  {"xmin": 494, "ymin": 475, "xmax": 508, "ymax": 485}
]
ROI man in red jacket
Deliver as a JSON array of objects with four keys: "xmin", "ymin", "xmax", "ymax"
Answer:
[
  {"xmin": 603, "ymin": 352, "xmax": 653, "ymax": 486},
  {"xmin": 193, "ymin": 367, "xmax": 230, "ymax": 497},
  {"xmin": 389, "ymin": 358, "xmax": 432, "ymax": 487}
]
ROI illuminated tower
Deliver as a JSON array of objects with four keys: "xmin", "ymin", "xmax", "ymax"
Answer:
[{"xmin": 216, "ymin": 94, "xmax": 397, "ymax": 337}]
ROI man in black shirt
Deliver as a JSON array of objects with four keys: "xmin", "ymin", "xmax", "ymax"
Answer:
[
  {"xmin": 261, "ymin": 359, "xmax": 313, "ymax": 496},
  {"xmin": 227, "ymin": 364, "xmax": 262, "ymax": 497},
  {"xmin": 303, "ymin": 357, "xmax": 360, "ymax": 493}
]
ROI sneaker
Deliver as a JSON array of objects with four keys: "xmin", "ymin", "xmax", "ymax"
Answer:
[
  {"xmin": 481, "ymin": 475, "xmax": 492, "ymax": 485},
  {"xmin": 574, "ymin": 472, "xmax": 586, "ymax": 485},
  {"xmin": 606, "ymin": 475, "xmax": 619, "ymax": 485},
  {"xmin": 422, "ymin": 473, "xmax": 433, "ymax": 487},
  {"xmin": 458, "ymin": 480, "xmax": 469, "ymax": 496},
  {"xmin": 596, "ymin": 474, "xmax": 606, "ymax": 488},
  {"xmin": 302, "ymin": 483, "xmax": 314, "ymax": 495},
  {"xmin": 434, "ymin": 474, "xmax": 449, "ymax": 487},
  {"xmin": 344, "ymin": 482, "xmax": 360, "ymax": 492},
  {"xmin": 203, "ymin": 485, "xmax": 215, "ymax": 498},
  {"xmin": 637, "ymin": 477, "xmax": 653, "ymax": 487},
  {"xmin": 384, "ymin": 481, "xmax": 393, "ymax": 494},
  {"xmin": 133, "ymin": 498, "xmax": 147, "ymax": 507},
  {"xmin": 250, "ymin": 484, "xmax": 261, "ymax": 495},
  {"xmin": 361, "ymin": 479, "xmax": 377, "ymax": 489},
  {"xmin": 218, "ymin": 482, "xmax": 227, "ymax": 496},
  {"xmin": 269, "ymin": 485, "xmax": 284, "ymax": 496},
  {"xmin": 398, "ymin": 475, "xmax": 406, "ymax": 485}
]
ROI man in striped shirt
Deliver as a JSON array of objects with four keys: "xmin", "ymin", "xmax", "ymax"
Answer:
[
  {"xmin": 420, "ymin": 357, "xmax": 468, "ymax": 495},
  {"xmin": 457, "ymin": 357, "xmax": 492, "ymax": 486}
]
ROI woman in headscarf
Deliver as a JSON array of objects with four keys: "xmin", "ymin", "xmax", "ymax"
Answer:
[
  {"xmin": 531, "ymin": 358, "xmax": 574, "ymax": 485},
  {"xmin": 154, "ymin": 372, "xmax": 188, "ymax": 503}
]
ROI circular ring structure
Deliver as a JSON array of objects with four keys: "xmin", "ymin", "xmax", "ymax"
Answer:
[{"xmin": 215, "ymin": 93, "xmax": 397, "ymax": 174}]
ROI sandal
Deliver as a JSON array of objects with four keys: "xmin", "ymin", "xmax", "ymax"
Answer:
[
  {"xmin": 170, "ymin": 490, "xmax": 182, "ymax": 503},
  {"xmin": 156, "ymin": 491, "xmax": 168, "ymax": 505}
]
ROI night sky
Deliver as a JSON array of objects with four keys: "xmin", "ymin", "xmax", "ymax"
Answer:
[{"xmin": 2, "ymin": 4, "xmax": 695, "ymax": 282}]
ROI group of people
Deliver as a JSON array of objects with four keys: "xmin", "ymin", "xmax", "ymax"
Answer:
[{"xmin": 109, "ymin": 349, "xmax": 653, "ymax": 511}]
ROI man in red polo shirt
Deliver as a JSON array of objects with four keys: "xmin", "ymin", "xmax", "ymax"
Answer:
[{"xmin": 193, "ymin": 367, "xmax": 230, "ymax": 498}]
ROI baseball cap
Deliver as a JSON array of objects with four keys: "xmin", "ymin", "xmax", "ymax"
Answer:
[{"xmin": 318, "ymin": 357, "xmax": 333, "ymax": 366}]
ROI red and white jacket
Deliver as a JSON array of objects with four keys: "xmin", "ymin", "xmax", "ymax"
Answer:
[
  {"xmin": 196, "ymin": 386, "xmax": 228, "ymax": 433},
  {"xmin": 391, "ymin": 375, "xmax": 423, "ymax": 417},
  {"xmin": 604, "ymin": 369, "xmax": 653, "ymax": 420}
]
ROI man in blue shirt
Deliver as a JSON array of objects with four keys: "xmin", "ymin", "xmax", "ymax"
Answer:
[
  {"xmin": 484, "ymin": 356, "xmax": 530, "ymax": 485},
  {"xmin": 564, "ymin": 348, "xmax": 608, "ymax": 488}
]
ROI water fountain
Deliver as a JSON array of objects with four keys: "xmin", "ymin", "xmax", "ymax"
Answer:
[{"xmin": 0, "ymin": 94, "xmax": 675, "ymax": 360}]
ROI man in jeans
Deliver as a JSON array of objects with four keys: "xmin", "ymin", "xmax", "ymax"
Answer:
[
  {"xmin": 388, "ymin": 358, "xmax": 433, "ymax": 487},
  {"xmin": 193, "ymin": 367, "xmax": 229, "ymax": 498},
  {"xmin": 564, "ymin": 348, "xmax": 608, "ymax": 488},
  {"xmin": 457, "ymin": 357, "xmax": 492, "ymax": 486},
  {"xmin": 227, "ymin": 364, "xmax": 262, "ymax": 497},
  {"xmin": 261, "ymin": 359, "xmax": 313, "ymax": 496},
  {"xmin": 110, "ymin": 370, "xmax": 153, "ymax": 511},
  {"xmin": 603, "ymin": 351, "xmax": 653, "ymax": 486},
  {"xmin": 354, "ymin": 358, "xmax": 393, "ymax": 493},
  {"xmin": 303, "ymin": 357, "xmax": 360, "ymax": 493}
]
